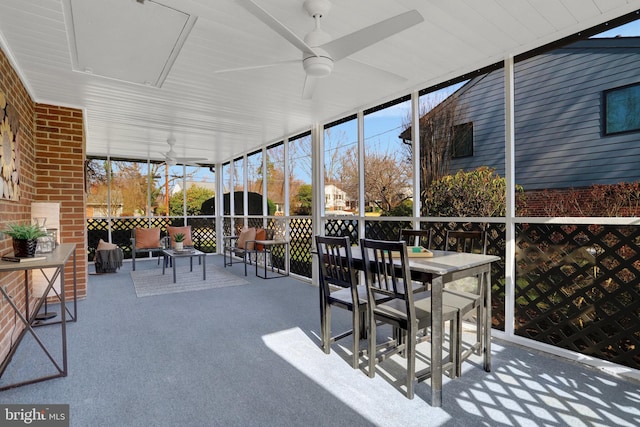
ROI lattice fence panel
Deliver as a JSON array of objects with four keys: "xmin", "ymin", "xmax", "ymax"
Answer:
[
  {"xmin": 87, "ymin": 218, "xmax": 110, "ymax": 261},
  {"xmin": 515, "ymin": 224, "xmax": 640, "ymax": 370},
  {"xmin": 187, "ymin": 218, "xmax": 216, "ymax": 253},
  {"xmin": 364, "ymin": 220, "xmax": 412, "ymax": 241},
  {"xmin": 223, "ymin": 218, "xmax": 232, "ymax": 238},
  {"xmin": 421, "ymin": 221, "xmax": 507, "ymax": 330},
  {"xmin": 324, "ymin": 219, "xmax": 359, "ymax": 244},
  {"xmin": 247, "ymin": 218, "xmax": 264, "ymax": 229},
  {"xmin": 87, "ymin": 217, "xmax": 219, "ymax": 260},
  {"xmin": 288, "ymin": 217, "xmax": 312, "ymax": 277}
]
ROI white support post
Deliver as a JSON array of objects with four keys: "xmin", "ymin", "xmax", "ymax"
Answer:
[
  {"xmin": 311, "ymin": 123, "xmax": 323, "ymax": 287},
  {"xmin": 215, "ymin": 162, "xmax": 224, "ymax": 254},
  {"xmin": 504, "ymin": 56, "xmax": 516, "ymax": 337},
  {"xmin": 411, "ymin": 91, "xmax": 421, "ymax": 227},
  {"xmin": 357, "ymin": 110, "xmax": 365, "ymax": 239}
]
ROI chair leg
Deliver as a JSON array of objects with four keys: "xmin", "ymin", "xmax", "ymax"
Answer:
[
  {"xmin": 475, "ymin": 301, "xmax": 483, "ymax": 356},
  {"xmin": 243, "ymin": 252, "xmax": 248, "ymax": 276},
  {"xmin": 351, "ymin": 309, "xmax": 360, "ymax": 369},
  {"xmin": 321, "ymin": 302, "xmax": 331, "ymax": 354},
  {"xmin": 405, "ymin": 331, "xmax": 416, "ymax": 399},
  {"xmin": 451, "ymin": 315, "xmax": 460, "ymax": 378},
  {"xmin": 368, "ymin": 312, "xmax": 377, "ymax": 378}
]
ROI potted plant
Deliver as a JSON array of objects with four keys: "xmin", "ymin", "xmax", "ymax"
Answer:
[
  {"xmin": 173, "ymin": 233, "xmax": 185, "ymax": 252},
  {"xmin": 2, "ymin": 222, "xmax": 48, "ymax": 257}
]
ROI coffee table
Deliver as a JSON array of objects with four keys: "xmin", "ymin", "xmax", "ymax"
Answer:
[{"xmin": 161, "ymin": 248, "xmax": 206, "ymax": 283}]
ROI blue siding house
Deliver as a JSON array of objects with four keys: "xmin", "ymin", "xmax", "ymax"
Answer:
[{"xmin": 426, "ymin": 37, "xmax": 640, "ymax": 191}]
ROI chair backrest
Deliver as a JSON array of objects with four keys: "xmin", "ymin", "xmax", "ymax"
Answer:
[
  {"xmin": 445, "ymin": 230, "xmax": 487, "ymax": 254},
  {"xmin": 132, "ymin": 227, "xmax": 162, "ymax": 250},
  {"xmin": 315, "ymin": 235, "xmax": 358, "ymax": 293},
  {"xmin": 360, "ymin": 238, "xmax": 415, "ymax": 322},
  {"xmin": 399, "ymin": 229, "xmax": 431, "ymax": 248},
  {"xmin": 167, "ymin": 225, "xmax": 193, "ymax": 247}
]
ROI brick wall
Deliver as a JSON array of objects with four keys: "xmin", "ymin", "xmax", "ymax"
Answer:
[
  {"xmin": 0, "ymin": 45, "xmax": 87, "ymax": 361},
  {"xmin": 35, "ymin": 104, "xmax": 87, "ymax": 301}
]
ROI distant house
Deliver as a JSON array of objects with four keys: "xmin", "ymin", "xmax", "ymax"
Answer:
[
  {"xmin": 171, "ymin": 180, "xmax": 216, "ymax": 195},
  {"xmin": 324, "ymin": 184, "xmax": 349, "ymax": 212},
  {"xmin": 401, "ymin": 37, "xmax": 640, "ymax": 191}
]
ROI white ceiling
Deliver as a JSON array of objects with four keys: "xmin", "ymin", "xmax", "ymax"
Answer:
[{"xmin": 0, "ymin": 0, "xmax": 639, "ymax": 165}]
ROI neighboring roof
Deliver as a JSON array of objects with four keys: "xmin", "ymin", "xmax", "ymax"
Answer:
[{"xmin": 398, "ymin": 36, "xmax": 640, "ymax": 142}]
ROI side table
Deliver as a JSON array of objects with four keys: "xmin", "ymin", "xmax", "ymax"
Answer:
[{"xmin": 253, "ymin": 239, "xmax": 289, "ymax": 279}]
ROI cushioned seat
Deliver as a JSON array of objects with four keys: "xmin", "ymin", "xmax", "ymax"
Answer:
[
  {"xmin": 223, "ymin": 227, "xmax": 257, "ymax": 276},
  {"xmin": 130, "ymin": 227, "xmax": 164, "ymax": 271}
]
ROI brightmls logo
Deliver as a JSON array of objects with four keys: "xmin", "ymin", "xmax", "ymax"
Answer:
[{"xmin": 1, "ymin": 405, "xmax": 68, "ymax": 426}]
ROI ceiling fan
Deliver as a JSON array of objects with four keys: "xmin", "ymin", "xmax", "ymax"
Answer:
[
  {"xmin": 227, "ymin": 0, "xmax": 424, "ymax": 99},
  {"xmin": 162, "ymin": 137, "xmax": 208, "ymax": 166}
]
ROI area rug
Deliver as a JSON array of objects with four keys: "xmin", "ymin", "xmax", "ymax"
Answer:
[{"xmin": 130, "ymin": 262, "xmax": 250, "ymax": 297}]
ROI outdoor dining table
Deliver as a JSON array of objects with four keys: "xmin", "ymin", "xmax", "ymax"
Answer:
[{"xmin": 348, "ymin": 247, "xmax": 500, "ymax": 407}]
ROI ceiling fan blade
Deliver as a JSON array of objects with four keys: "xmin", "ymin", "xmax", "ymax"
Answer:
[
  {"xmin": 237, "ymin": 0, "xmax": 319, "ymax": 57},
  {"xmin": 321, "ymin": 10, "xmax": 423, "ymax": 62},
  {"xmin": 344, "ymin": 57, "xmax": 407, "ymax": 83},
  {"xmin": 165, "ymin": 157, "xmax": 209, "ymax": 167},
  {"xmin": 175, "ymin": 157, "xmax": 209, "ymax": 162},
  {"xmin": 302, "ymin": 75, "xmax": 318, "ymax": 100},
  {"xmin": 214, "ymin": 59, "xmax": 299, "ymax": 74}
]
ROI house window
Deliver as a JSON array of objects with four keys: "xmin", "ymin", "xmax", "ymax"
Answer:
[
  {"xmin": 604, "ymin": 83, "xmax": 640, "ymax": 135},
  {"xmin": 452, "ymin": 122, "xmax": 473, "ymax": 158}
]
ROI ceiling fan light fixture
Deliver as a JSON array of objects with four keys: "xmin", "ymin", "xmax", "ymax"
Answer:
[{"xmin": 303, "ymin": 53, "xmax": 333, "ymax": 77}]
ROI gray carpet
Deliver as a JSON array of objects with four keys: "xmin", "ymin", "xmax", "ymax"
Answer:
[
  {"xmin": 1, "ymin": 255, "xmax": 639, "ymax": 427},
  {"xmin": 130, "ymin": 259, "xmax": 249, "ymax": 297}
]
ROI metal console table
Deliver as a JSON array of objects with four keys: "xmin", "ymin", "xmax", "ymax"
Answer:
[{"xmin": 0, "ymin": 243, "xmax": 77, "ymax": 391}]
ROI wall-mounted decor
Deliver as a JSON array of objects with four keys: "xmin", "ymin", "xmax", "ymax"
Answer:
[{"xmin": 0, "ymin": 89, "xmax": 20, "ymax": 200}]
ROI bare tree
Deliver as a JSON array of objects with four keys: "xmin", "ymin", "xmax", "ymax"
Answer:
[
  {"xmin": 399, "ymin": 93, "xmax": 467, "ymax": 213},
  {"xmin": 340, "ymin": 145, "xmax": 411, "ymax": 213}
]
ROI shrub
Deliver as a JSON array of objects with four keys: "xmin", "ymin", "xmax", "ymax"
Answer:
[{"xmin": 422, "ymin": 166, "xmax": 524, "ymax": 217}]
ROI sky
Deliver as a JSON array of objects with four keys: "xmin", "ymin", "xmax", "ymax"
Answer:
[
  {"xmin": 184, "ymin": 18, "xmax": 640, "ymax": 185},
  {"xmin": 591, "ymin": 19, "xmax": 640, "ymax": 37}
]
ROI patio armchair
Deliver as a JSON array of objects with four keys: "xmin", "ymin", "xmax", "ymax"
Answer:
[
  {"xmin": 131, "ymin": 227, "xmax": 166, "ymax": 271},
  {"xmin": 223, "ymin": 227, "xmax": 256, "ymax": 276},
  {"xmin": 224, "ymin": 227, "xmax": 274, "ymax": 276}
]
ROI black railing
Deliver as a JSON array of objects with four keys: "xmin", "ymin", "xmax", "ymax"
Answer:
[
  {"xmin": 514, "ymin": 223, "xmax": 640, "ymax": 370},
  {"xmin": 87, "ymin": 216, "xmax": 640, "ymax": 371},
  {"xmin": 87, "ymin": 217, "xmax": 217, "ymax": 261}
]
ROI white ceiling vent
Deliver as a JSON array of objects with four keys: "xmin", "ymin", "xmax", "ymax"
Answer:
[{"xmin": 63, "ymin": 0, "xmax": 196, "ymax": 87}]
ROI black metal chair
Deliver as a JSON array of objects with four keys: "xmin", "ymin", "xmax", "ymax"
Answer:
[
  {"xmin": 360, "ymin": 238, "xmax": 458, "ymax": 399},
  {"xmin": 130, "ymin": 227, "xmax": 166, "ymax": 271},
  {"xmin": 443, "ymin": 230, "xmax": 488, "ymax": 377},
  {"xmin": 315, "ymin": 235, "xmax": 367, "ymax": 369}
]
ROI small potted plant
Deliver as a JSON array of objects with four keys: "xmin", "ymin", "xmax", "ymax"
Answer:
[
  {"xmin": 173, "ymin": 233, "xmax": 185, "ymax": 252},
  {"xmin": 2, "ymin": 222, "xmax": 48, "ymax": 257}
]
